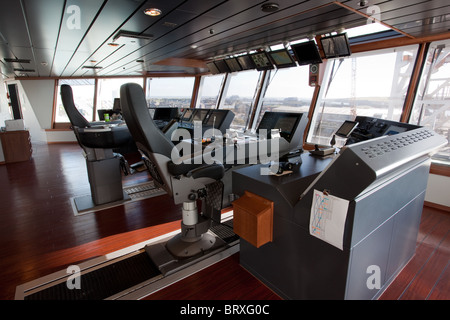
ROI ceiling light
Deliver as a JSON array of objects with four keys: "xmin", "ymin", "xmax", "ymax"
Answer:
[
  {"xmin": 13, "ymin": 68, "xmax": 35, "ymax": 72},
  {"xmin": 5, "ymin": 58, "xmax": 31, "ymax": 63},
  {"xmin": 82, "ymin": 66, "xmax": 102, "ymax": 69},
  {"xmin": 113, "ymin": 30, "xmax": 153, "ymax": 44},
  {"xmin": 144, "ymin": 8, "xmax": 162, "ymax": 16},
  {"xmin": 261, "ymin": 3, "xmax": 279, "ymax": 13}
]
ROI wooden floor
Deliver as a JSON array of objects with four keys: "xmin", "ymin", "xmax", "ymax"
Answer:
[{"xmin": 0, "ymin": 143, "xmax": 448, "ymax": 300}]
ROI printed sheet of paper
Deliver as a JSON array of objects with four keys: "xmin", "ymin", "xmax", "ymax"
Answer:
[{"xmin": 309, "ymin": 189, "xmax": 349, "ymax": 250}]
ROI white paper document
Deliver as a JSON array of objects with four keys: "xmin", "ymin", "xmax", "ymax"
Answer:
[{"xmin": 309, "ymin": 189, "xmax": 349, "ymax": 250}]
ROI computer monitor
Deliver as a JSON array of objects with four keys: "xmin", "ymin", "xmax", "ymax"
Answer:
[
  {"xmin": 207, "ymin": 61, "xmax": 220, "ymax": 74},
  {"xmin": 320, "ymin": 33, "xmax": 351, "ymax": 59},
  {"xmin": 113, "ymin": 98, "xmax": 121, "ymax": 111},
  {"xmin": 97, "ymin": 109, "xmax": 114, "ymax": 121},
  {"xmin": 153, "ymin": 107, "xmax": 176, "ymax": 121},
  {"xmin": 268, "ymin": 49, "xmax": 297, "ymax": 69},
  {"xmin": 214, "ymin": 60, "xmax": 231, "ymax": 73},
  {"xmin": 181, "ymin": 109, "xmax": 194, "ymax": 122},
  {"xmin": 205, "ymin": 110, "xmax": 225, "ymax": 127},
  {"xmin": 225, "ymin": 57, "xmax": 242, "ymax": 72},
  {"xmin": 335, "ymin": 120, "xmax": 358, "ymax": 138},
  {"xmin": 192, "ymin": 109, "xmax": 210, "ymax": 122},
  {"xmin": 257, "ymin": 112, "xmax": 304, "ymax": 142},
  {"xmin": 291, "ymin": 40, "xmax": 323, "ymax": 65},
  {"xmin": 250, "ymin": 52, "xmax": 274, "ymax": 71},
  {"xmin": 236, "ymin": 54, "xmax": 256, "ymax": 70}
]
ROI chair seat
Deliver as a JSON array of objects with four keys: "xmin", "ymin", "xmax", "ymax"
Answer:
[
  {"xmin": 167, "ymin": 162, "xmax": 224, "ymax": 181},
  {"xmin": 76, "ymin": 125, "xmax": 134, "ymax": 149}
]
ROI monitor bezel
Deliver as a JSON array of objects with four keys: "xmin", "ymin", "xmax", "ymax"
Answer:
[
  {"xmin": 319, "ymin": 33, "xmax": 351, "ymax": 59},
  {"xmin": 224, "ymin": 57, "xmax": 243, "ymax": 72},
  {"xmin": 335, "ymin": 120, "xmax": 359, "ymax": 138},
  {"xmin": 290, "ymin": 40, "xmax": 323, "ymax": 66},
  {"xmin": 267, "ymin": 48, "xmax": 297, "ymax": 69},
  {"xmin": 250, "ymin": 51, "xmax": 274, "ymax": 71},
  {"xmin": 236, "ymin": 54, "xmax": 256, "ymax": 71}
]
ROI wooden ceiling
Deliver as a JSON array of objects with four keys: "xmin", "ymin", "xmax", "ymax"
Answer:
[{"xmin": 0, "ymin": 0, "xmax": 449, "ymax": 78}]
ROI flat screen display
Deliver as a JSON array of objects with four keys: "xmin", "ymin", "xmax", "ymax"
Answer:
[
  {"xmin": 291, "ymin": 40, "xmax": 323, "ymax": 65},
  {"xmin": 257, "ymin": 112, "xmax": 303, "ymax": 142},
  {"xmin": 206, "ymin": 110, "xmax": 226, "ymax": 127},
  {"xmin": 250, "ymin": 52, "xmax": 274, "ymax": 71},
  {"xmin": 236, "ymin": 54, "xmax": 256, "ymax": 70},
  {"xmin": 268, "ymin": 49, "xmax": 296, "ymax": 68},
  {"xmin": 335, "ymin": 120, "xmax": 358, "ymax": 137},
  {"xmin": 207, "ymin": 62, "xmax": 220, "ymax": 74},
  {"xmin": 320, "ymin": 33, "xmax": 351, "ymax": 59},
  {"xmin": 153, "ymin": 107, "xmax": 173, "ymax": 121},
  {"xmin": 182, "ymin": 109, "xmax": 194, "ymax": 122},
  {"xmin": 225, "ymin": 58, "xmax": 242, "ymax": 72},
  {"xmin": 214, "ymin": 60, "xmax": 230, "ymax": 73},
  {"xmin": 192, "ymin": 109, "xmax": 210, "ymax": 122}
]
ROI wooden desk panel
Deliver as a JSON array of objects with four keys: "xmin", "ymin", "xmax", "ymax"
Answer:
[{"xmin": 0, "ymin": 130, "xmax": 32, "ymax": 163}]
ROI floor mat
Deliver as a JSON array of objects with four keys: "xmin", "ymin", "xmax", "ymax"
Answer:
[{"xmin": 71, "ymin": 181, "xmax": 166, "ymax": 216}]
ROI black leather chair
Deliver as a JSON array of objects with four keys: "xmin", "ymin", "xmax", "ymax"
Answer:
[
  {"xmin": 120, "ymin": 82, "xmax": 226, "ymax": 260},
  {"xmin": 60, "ymin": 84, "xmax": 135, "ymax": 207},
  {"xmin": 60, "ymin": 84, "xmax": 104, "ymax": 128}
]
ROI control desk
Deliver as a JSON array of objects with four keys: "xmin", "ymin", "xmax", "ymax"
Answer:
[
  {"xmin": 150, "ymin": 107, "xmax": 235, "ymax": 135},
  {"xmin": 232, "ymin": 121, "xmax": 447, "ymax": 300},
  {"xmin": 345, "ymin": 116, "xmax": 421, "ymax": 145},
  {"xmin": 171, "ymin": 111, "xmax": 308, "ymax": 169}
]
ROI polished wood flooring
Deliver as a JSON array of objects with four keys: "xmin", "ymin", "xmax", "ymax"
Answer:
[{"xmin": 0, "ymin": 143, "xmax": 448, "ymax": 300}]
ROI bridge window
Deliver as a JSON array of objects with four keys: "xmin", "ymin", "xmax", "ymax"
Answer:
[
  {"xmin": 54, "ymin": 79, "xmax": 96, "ymax": 123},
  {"xmin": 146, "ymin": 77, "xmax": 195, "ymax": 108},
  {"xmin": 307, "ymin": 45, "xmax": 419, "ymax": 146},
  {"xmin": 255, "ymin": 66, "xmax": 314, "ymax": 128},
  {"xmin": 410, "ymin": 40, "xmax": 450, "ymax": 166},
  {"xmin": 196, "ymin": 74, "xmax": 226, "ymax": 109},
  {"xmin": 219, "ymin": 70, "xmax": 261, "ymax": 131},
  {"xmin": 96, "ymin": 78, "xmax": 144, "ymax": 120}
]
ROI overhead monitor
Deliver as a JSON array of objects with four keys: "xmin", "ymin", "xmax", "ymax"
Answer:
[
  {"xmin": 225, "ymin": 57, "xmax": 242, "ymax": 72},
  {"xmin": 207, "ymin": 61, "xmax": 220, "ymax": 74},
  {"xmin": 335, "ymin": 120, "xmax": 358, "ymax": 138},
  {"xmin": 236, "ymin": 54, "xmax": 256, "ymax": 70},
  {"xmin": 250, "ymin": 52, "xmax": 274, "ymax": 71},
  {"xmin": 291, "ymin": 40, "xmax": 323, "ymax": 65},
  {"xmin": 320, "ymin": 33, "xmax": 351, "ymax": 59},
  {"xmin": 214, "ymin": 60, "xmax": 231, "ymax": 73},
  {"xmin": 268, "ymin": 49, "xmax": 297, "ymax": 69}
]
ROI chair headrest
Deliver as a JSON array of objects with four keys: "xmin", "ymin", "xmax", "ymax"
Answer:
[
  {"xmin": 120, "ymin": 83, "xmax": 174, "ymax": 158},
  {"xmin": 60, "ymin": 84, "xmax": 90, "ymax": 128}
]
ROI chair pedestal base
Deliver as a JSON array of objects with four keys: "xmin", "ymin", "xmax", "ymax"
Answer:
[{"xmin": 166, "ymin": 232, "xmax": 216, "ymax": 259}]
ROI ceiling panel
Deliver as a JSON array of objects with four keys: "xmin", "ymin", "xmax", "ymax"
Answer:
[
  {"xmin": 62, "ymin": 0, "xmax": 145, "ymax": 76},
  {"xmin": 0, "ymin": 0, "xmax": 448, "ymax": 79}
]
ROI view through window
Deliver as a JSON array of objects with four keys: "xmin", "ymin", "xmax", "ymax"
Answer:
[
  {"xmin": 256, "ymin": 66, "xmax": 314, "ymax": 128},
  {"xmin": 308, "ymin": 45, "xmax": 419, "ymax": 145},
  {"xmin": 196, "ymin": 74, "xmax": 225, "ymax": 109},
  {"xmin": 55, "ymin": 79, "xmax": 95, "ymax": 123},
  {"xmin": 146, "ymin": 77, "xmax": 195, "ymax": 109},
  {"xmin": 97, "ymin": 78, "xmax": 143, "ymax": 120},
  {"xmin": 219, "ymin": 70, "xmax": 261, "ymax": 131},
  {"xmin": 409, "ymin": 40, "xmax": 450, "ymax": 165}
]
